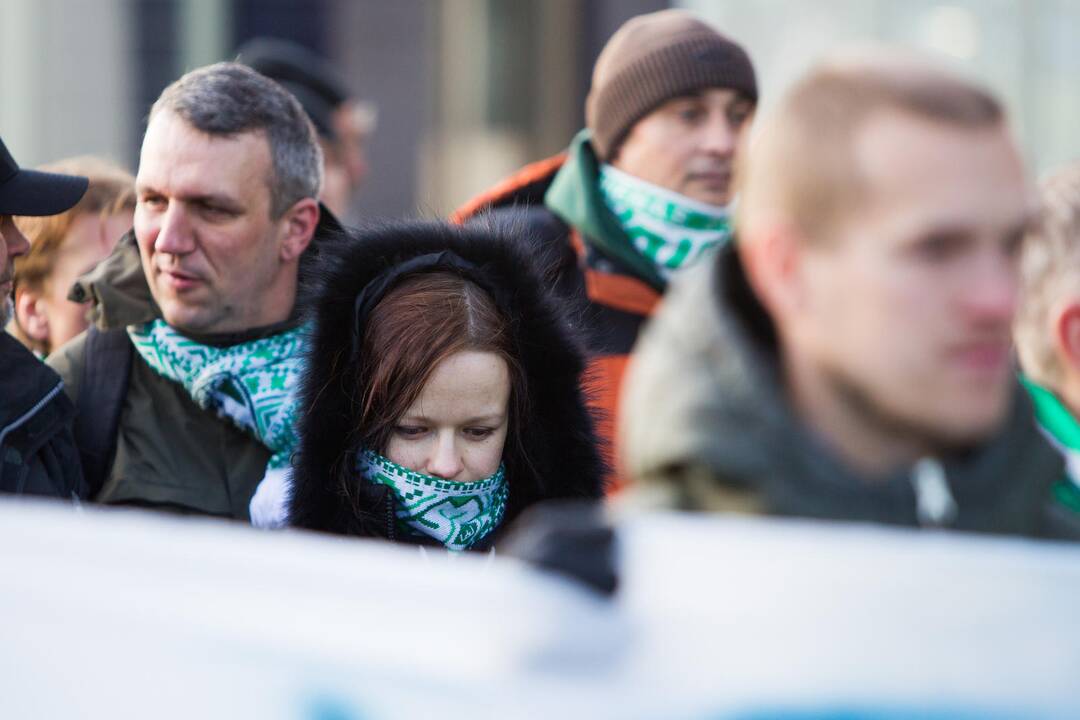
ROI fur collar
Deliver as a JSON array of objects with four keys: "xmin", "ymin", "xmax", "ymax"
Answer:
[{"xmin": 289, "ymin": 220, "xmax": 605, "ymax": 538}]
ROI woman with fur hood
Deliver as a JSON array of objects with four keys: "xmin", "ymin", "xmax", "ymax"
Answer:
[{"xmin": 287, "ymin": 221, "xmax": 605, "ymax": 550}]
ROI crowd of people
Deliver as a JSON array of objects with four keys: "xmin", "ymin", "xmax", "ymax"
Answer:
[{"xmin": 2, "ymin": 9, "xmax": 1080, "ymax": 554}]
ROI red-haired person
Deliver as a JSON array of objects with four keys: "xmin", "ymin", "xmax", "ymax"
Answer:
[
  {"xmin": 279, "ymin": 221, "xmax": 605, "ymax": 550},
  {"xmin": 10, "ymin": 157, "xmax": 134, "ymax": 357}
]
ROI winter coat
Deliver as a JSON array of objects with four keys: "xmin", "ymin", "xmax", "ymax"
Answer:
[
  {"xmin": 620, "ymin": 243, "xmax": 1080, "ymax": 540},
  {"xmin": 288, "ymin": 221, "xmax": 605, "ymax": 542},
  {"xmin": 452, "ymin": 130, "xmax": 662, "ymax": 491},
  {"xmin": 47, "ymin": 211, "xmax": 342, "ymax": 518},
  {"xmin": 0, "ymin": 332, "xmax": 86, "ymax": 498}
]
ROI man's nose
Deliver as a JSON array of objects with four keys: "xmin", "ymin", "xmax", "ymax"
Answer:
[
  {"xmin": 154, "ymin": 204, "xmax": 195, "ymax": 255},
  {"xmin": 964, "ymin": 250, "xmax": 1019, "ymax": 324},
  {"xmin": 426, "ymin": 431, "xmax": 464, "ymax": 480},
  {"xmin": 699, "ymin": 112, "xmax": 739, "ymax": 157}
]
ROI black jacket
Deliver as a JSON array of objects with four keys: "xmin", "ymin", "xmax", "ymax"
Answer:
[
  {"xmin": 0, "ymin": 332, "xmax": 86, "ymax": 498},
  {"xmin": 289, "ymin": 221, "xmax": 606, "ymax": 541}
]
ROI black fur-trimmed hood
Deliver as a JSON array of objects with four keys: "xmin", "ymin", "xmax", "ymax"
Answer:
[{"xmin": 289, "ymin": 220, "xmax": 605, "ymax": 538}]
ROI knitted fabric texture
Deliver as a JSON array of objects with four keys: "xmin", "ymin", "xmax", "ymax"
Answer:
[
  {"xmin": 357, "ymin": 449, "xmax": 508, "ymax": 551},
  {"xmin": 599, "ymin": 163, "xmax": 731, "ymax": 277},
  {"xmin": 127, "ymin": 318, "xmax": 306, "ymax": 471}
]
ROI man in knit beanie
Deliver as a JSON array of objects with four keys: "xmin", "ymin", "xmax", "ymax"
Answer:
[{"xmin": 453, "ymin": 10, "xmax": 757, "ymax": 490}]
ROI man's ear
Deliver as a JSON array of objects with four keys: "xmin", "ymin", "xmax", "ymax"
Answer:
[
  {"xmin": 14, "ymin": 288, "xmax": 50, "ymax": 342},
  {"xmin": 738, "ymin": 221, "xmax": 805, "ymax": 321},
  {"xmin": 278, "ymin": 197, "xmax": 320, "ymax": 263},
  {"xmin": 1054, "ymin": 301, "xmax": 1080, "ymax": 374}
]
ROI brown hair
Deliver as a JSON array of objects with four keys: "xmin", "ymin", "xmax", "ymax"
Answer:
[
  {"xmin": 14, "ymin": 156, "xmax": 135, "ymax": 294},
  {"xmin": 349, "ymin": 270, "xmax": 527, "ymax": 461},
  {"xmin": 738, "ymin": 49, "xmax": 1003, "ymax": 244}
]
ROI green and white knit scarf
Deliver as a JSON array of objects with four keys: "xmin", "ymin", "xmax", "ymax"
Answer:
[
  {"xmin": 599, "ymin": 163, "xmax": 732, "ymax": 278},
  {"xmin": 127, "ymin": 318, "xmax": 307, "ymax": 473},
  {"xmin": 357, "ymin": 449, "xmax": 508, "ymax": 551}
]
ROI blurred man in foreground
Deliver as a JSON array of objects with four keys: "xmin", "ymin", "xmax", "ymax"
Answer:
[{"xmin": 621, "ymin": 50, "xmax": 1079, "ymax": 538}]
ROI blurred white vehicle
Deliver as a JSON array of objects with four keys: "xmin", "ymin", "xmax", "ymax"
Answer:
[{"xmin": 1, "ymin": 499, "xmax": 1077, "ymax": 719}]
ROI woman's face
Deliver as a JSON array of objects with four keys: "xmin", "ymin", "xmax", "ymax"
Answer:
[{"xmin": 385, "ymin": 350, "xmax": 511, "ymax": 482}]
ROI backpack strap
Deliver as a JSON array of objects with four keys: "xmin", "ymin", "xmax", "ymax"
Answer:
[{"xmin": 74, "ymin": 325, "xmax": 133, "ymax": 496}]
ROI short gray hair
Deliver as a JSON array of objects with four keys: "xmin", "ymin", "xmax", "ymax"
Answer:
[
  {"xmin": 150, "ymin": 62, "xmax": 323, "ymax": 217},
  {"xmin": 1016, "ymin": 160, "xmax": 1080, "ymax": 387}
]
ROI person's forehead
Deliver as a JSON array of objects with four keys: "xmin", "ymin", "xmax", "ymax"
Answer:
[
  {"xmin": 850, "ymin": 109, "xmax": 1028, "ymax": 228},
  {"xmin": 137, "ymin": 112, "xmax": 271, "ymax": 189}
]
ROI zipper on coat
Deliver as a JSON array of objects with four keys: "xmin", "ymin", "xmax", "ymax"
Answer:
[
  {"xmin": 910, "ymin": 457, "xmax": 958, "ymax": 527},
  {"xmin": 0, "ymin": 380, "xmax": 65, "ymax": 489}
]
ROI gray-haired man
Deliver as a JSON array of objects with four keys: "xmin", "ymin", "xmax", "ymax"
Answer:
[{"xmin": 50, "ymin": 62, "xmax": 341, "ymax": 520}]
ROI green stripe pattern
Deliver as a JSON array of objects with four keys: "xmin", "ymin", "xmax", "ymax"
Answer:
[
  {"xmin": 598, "ymin": 163, "xmax": 732, "ymax": 277},
  {"xmin": 357, "ymin": 449, "xmax": 507, "ymax": 551},
  {"xmin": 128, "ymin": 318, "xmax": 307, "ymax": 470}
]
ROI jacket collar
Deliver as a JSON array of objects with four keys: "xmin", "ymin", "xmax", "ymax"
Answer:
[
  {"xmin": 544, "ymin": 130, "xmax": 666, "ymax": 291},
  {"xmin": 644, "ymin": 243, "xmax": 1062, "ymax": 526}
]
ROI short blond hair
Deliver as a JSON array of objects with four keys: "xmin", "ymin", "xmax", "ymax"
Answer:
[
  {"xmin": 737, "ymin": 49, "xmax": 1003, "ymax": 244},
  {"xmin": 1015, "ymin": 161, "xmax": 1080, "ymax": 387}
]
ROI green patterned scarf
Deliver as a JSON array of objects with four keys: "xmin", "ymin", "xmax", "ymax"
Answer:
[
  {"xmin": 357, "ymin": 449, "xmax": 508, "ymax": 551},
  {"xmin": 598, "ymin": 163, "xmax": 732, "ymax": 278},
  {"xmin": 127, "ymin": 318, "xmax": 307, "ymax": 472}
]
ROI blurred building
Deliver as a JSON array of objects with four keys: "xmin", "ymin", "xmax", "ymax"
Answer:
[{"xmin": 1, "ymin": 0, "xmax": 1079, "ymax": 221}]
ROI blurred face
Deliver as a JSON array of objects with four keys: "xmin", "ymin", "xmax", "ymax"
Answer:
[
  {"xmin": 1, "ymin": 214, "xmax": 30, "ymax": 326},
  {"xmin": 612, "ymin": 88, "xmax": 754, "ymax": 206},
  {"xmin": 385, "ymin": 350, "xmax": 511, "ymax": 482},
  {"xmin": 318, "ymin": 138, "xmax": 351, "ymax": 219},
  {"xmin": 41, "ymin": 211, "xmax": 130, "ymax": 349},
  {"xmin": 135, "ymin": 111, "xmax": 293, "ymax": 334},
  {"xmin": 794, "ymin": 111, "xmax": 1031, "ymax": 445}
]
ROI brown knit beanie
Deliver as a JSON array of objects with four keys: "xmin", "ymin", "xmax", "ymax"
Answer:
[{"xmin": 586, "ymin": 10, "xmax": 757, "ymax": 161}]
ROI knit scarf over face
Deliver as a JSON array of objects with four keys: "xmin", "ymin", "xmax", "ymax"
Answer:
[
  {"xmin": 357, "ymin": 449, "xmax": 508, "ymax": 551},
  {"xmin": 127, "ymin": 318, "xmax": 307, "ymax": 471},
  {"xmin": 598, "ymin": 163, "xmax": 732, "ymax": 278}
]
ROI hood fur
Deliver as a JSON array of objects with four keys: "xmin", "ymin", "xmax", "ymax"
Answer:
[{"xmin": 289, "ymin": 220, "xmax": 605, "ymax": 537}]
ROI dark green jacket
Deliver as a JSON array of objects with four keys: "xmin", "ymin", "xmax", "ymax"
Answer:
[
  {"xmin": 48, "ymin": 234, "xmax": 275, "ymax": 519},
  {"xmin": 0, "ymin": 332, "xmax": 86, "ymax": 499},
  {"xmin": 621, "ymin": 244, "xmax": 1080, "ymax": 540}
]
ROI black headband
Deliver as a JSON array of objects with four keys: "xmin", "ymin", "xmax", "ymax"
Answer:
[{"xmin": 351, "ymin": 250, "xmax": 508, "ymax": 357}]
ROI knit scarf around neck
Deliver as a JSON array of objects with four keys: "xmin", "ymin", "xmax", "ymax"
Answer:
[
  {"xmin": 127, "ymin": 318, "xmax": 307, "ymax": 471},
  {"xmin": 598, "ymin": 163, "xmax": 732, "ymax": 279}
]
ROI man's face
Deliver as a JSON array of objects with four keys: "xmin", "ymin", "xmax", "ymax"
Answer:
[
  {"xmin": 135, "ymin": 111, "xmax": 289, "ymax": 335},
  {"xmin": 1, "ymin": 214, "xmax": 30, "ymax": 326},
  {"xmin": 611, "ymin": 88, "xmax": 754, "ymax": 206},
  {"xmin": 795, "ymin": 111, "xmax": 1030, "ymax": 446}
]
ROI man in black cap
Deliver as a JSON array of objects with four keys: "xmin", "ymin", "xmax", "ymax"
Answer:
[{"xmin": 0, "ymin": 135, "xmax": 89, "ymax": 497}]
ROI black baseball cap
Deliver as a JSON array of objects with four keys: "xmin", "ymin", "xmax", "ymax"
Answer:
[{"xmin": 0, "ymin": 136, "xmax": 88, "ymax": 217}]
